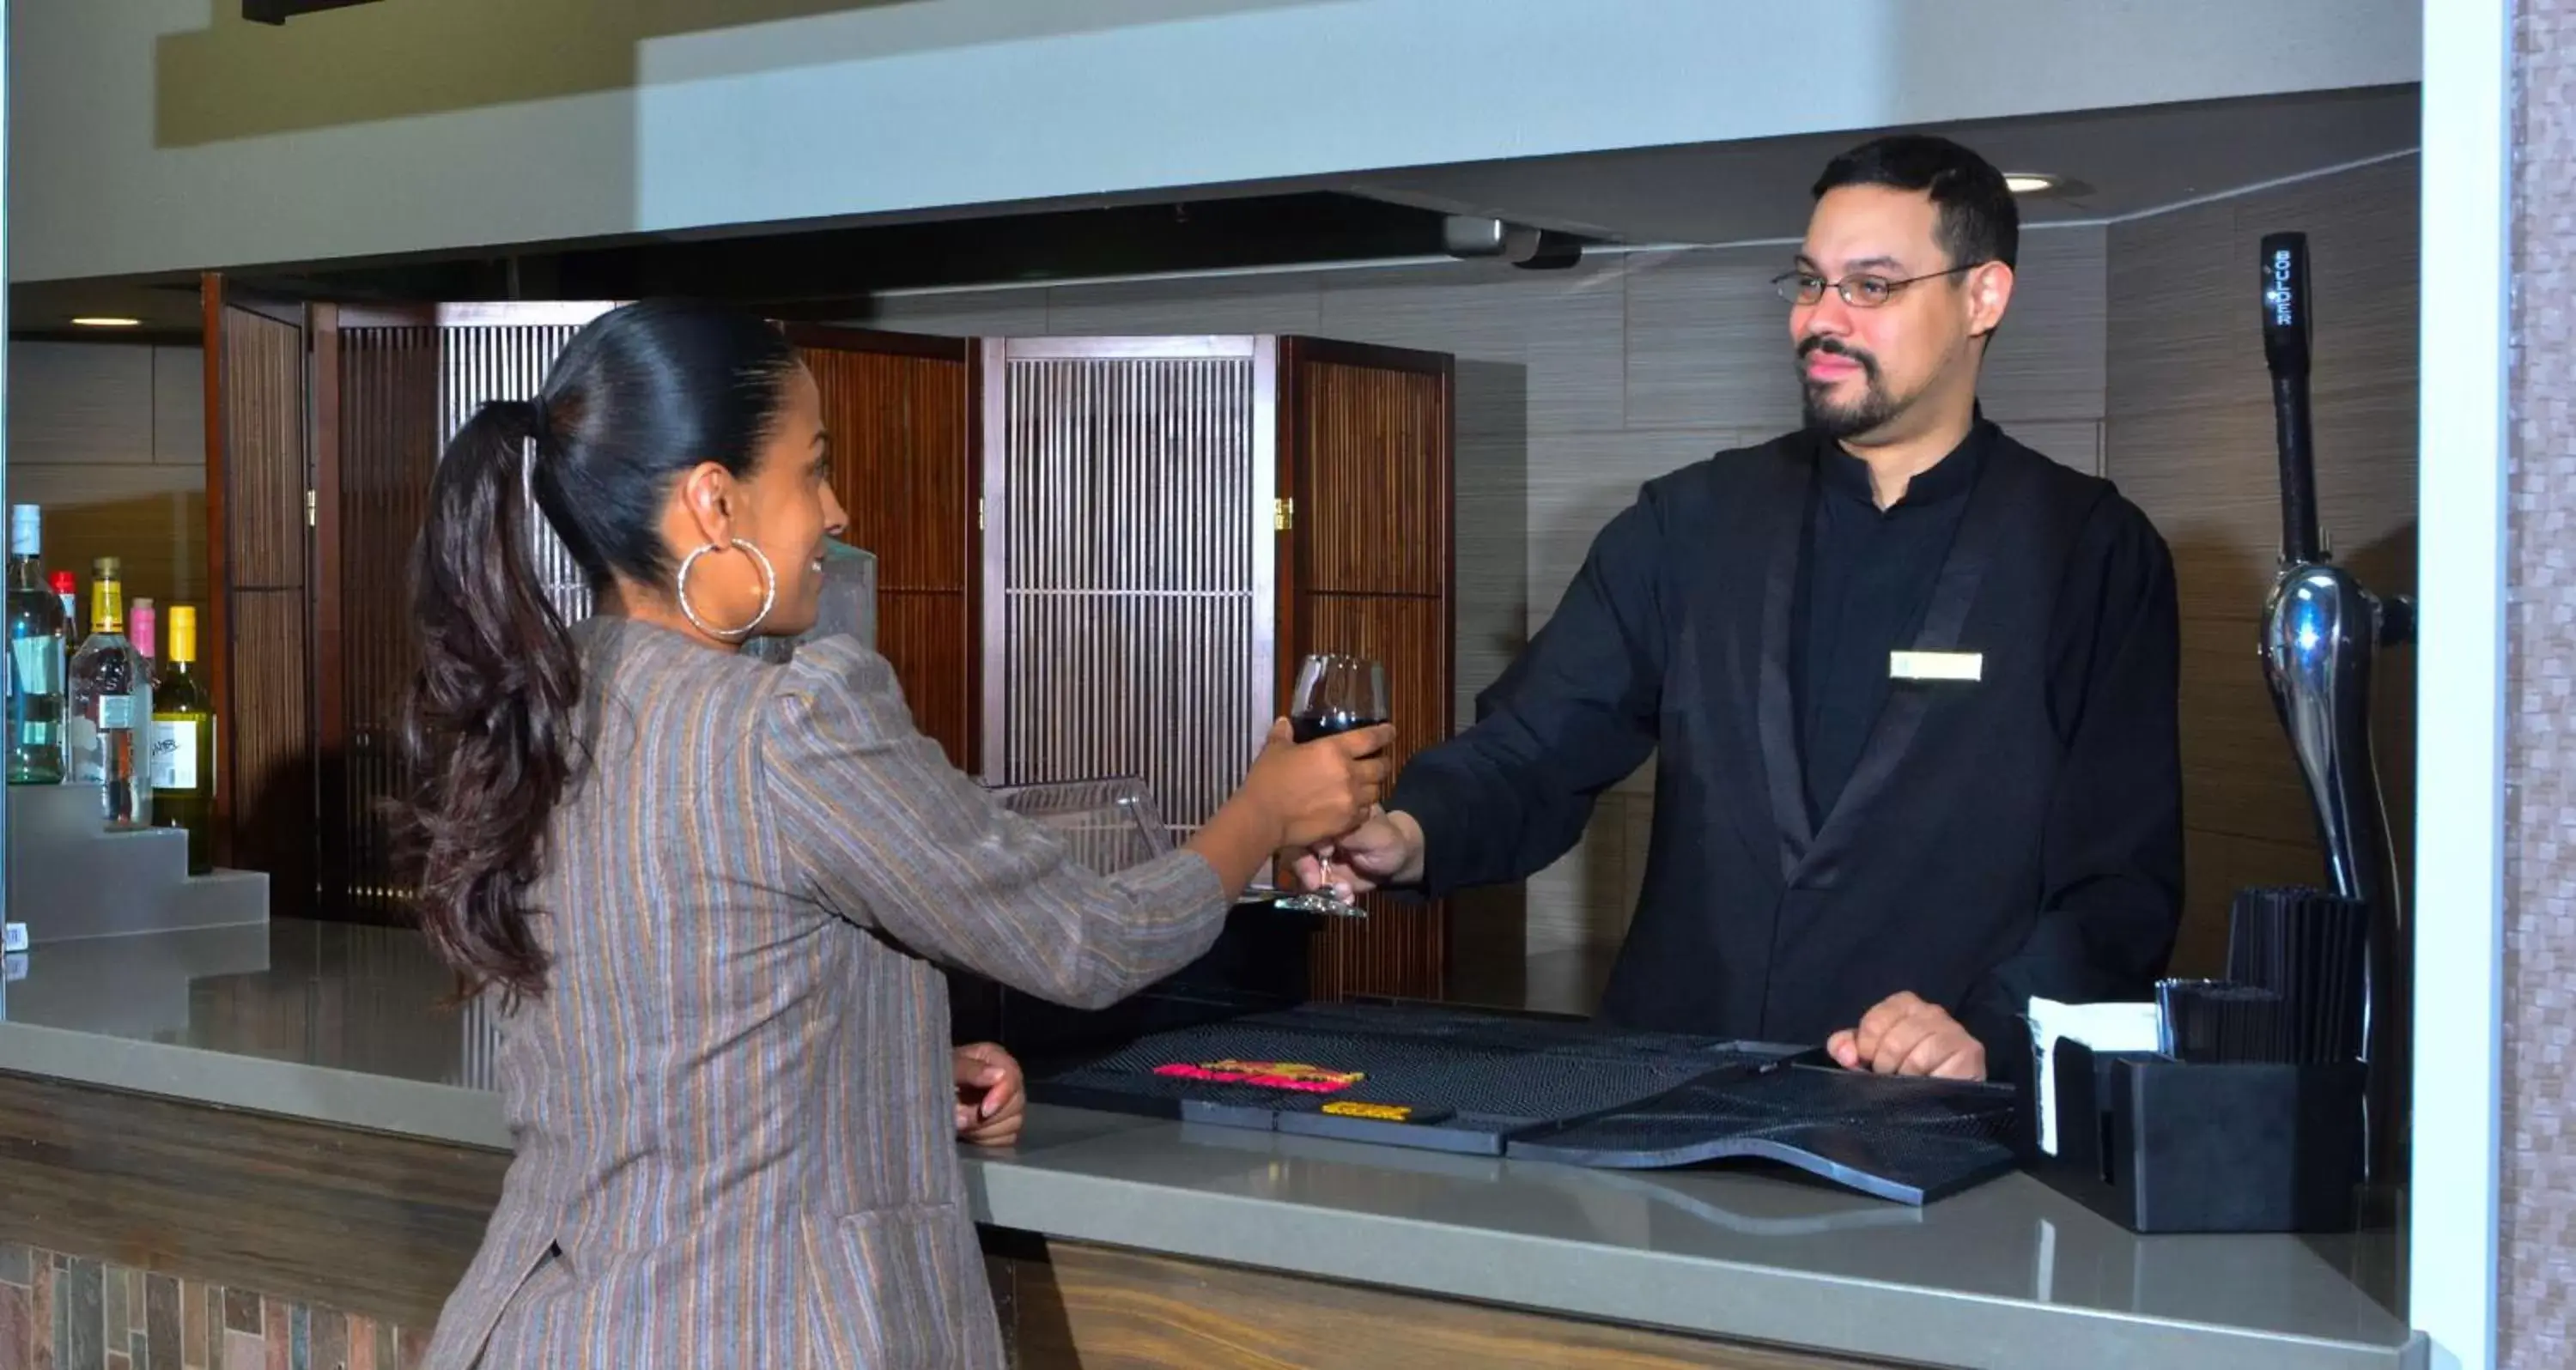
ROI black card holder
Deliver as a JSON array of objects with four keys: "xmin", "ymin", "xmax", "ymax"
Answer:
[{"xmin": 2034, "ymin": 1040, "xmax": 2364, "ymax": 1233}]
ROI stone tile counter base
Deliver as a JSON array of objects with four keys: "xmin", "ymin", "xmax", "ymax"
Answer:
[{"xmin": 0, "ymin": 1245, "xmax": 428, "ymax": 1370}]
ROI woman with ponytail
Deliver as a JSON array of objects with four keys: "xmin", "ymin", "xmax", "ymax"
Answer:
[{"xmin": 404, "ymin": 302, "xmax": 1392, "ymax": 1369}]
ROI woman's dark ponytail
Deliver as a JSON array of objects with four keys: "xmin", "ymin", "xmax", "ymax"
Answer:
[
  {"xmin": 395, "ymin": 398, "xmax": 581, "ymax": 1002},
  {"xmin": 392, "ymin": 301, "xmax": 800, "ymax": 1000}
]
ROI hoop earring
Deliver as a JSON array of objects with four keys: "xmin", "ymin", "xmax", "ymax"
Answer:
[{"xmin": 674, "ymin": 538, "xmax": 777, "ymax": 641}]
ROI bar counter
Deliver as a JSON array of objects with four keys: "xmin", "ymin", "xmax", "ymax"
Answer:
[{"xmin": 0, "ymin": 919, "xmax": 2422, "ymax": 1370}]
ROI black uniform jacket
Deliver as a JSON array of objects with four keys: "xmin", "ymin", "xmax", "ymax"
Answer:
[{"xmin": 1391, "ymin": 423, "xmax": 2184, "ymax": 1077}]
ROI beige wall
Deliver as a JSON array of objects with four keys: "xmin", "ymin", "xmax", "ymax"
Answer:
[
  {"xmin": 2104, "ymin": 155, "xmax": 2421, "ymax": 976},
  {"xmin": 3, "ymin": 342, "xmax": 209, "ymax": 621},
  {"xmin": 864, "ymin": 227, "xmax": 2109, "ymax": 956},
  {"xmin": 2503, "ymin": 2, "xmax": 2576, "ymax": 1362}
]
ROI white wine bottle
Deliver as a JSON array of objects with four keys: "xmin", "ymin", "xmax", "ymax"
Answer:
[{"xmin": 149, "ymin": 604, "xmax": 216, "ymax": 873}]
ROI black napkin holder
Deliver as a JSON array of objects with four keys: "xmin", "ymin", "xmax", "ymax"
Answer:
[{"xmin": 2034, "ymin": 1040, "xmax": 2363, "ymax": 1233}]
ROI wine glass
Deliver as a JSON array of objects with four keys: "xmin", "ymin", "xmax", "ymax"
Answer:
[{"xmin": 1273, "ymin": 654, "xmax": 1388, "ymax": 918}]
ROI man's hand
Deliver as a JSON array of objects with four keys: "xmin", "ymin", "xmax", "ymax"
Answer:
[
  {"xmin": 1825, "ymin": 991, "xmax": 1986, "ymax": 1080},
  {"xmin": 1290, "ymin": 807, "xmax": 1425, "ymax": 898},
  {"xmin": 953, "ymin": 1041, "xmax": 1027, "ymax": 1148}
]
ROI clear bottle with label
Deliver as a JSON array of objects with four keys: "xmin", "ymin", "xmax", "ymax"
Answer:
[
  {"xmin": 4, "ymin": 506, "xmax": 69, "ymax": 785},
  {"xmin": 150, "ymin": 605, "xmax": 216, "ymax": 874},
  {"xmin": 66, "ymin": 556, "xmax": 152, "ymax": 826}
]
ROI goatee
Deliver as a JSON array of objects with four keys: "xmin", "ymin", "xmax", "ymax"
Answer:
[
  {"xmin": 1802, "ymin": 379, "xmax": 1900, "ymax": 439},
  {"xmin": 1797, "ymin": 338, "xmax": 1897, "ymax": 439}
]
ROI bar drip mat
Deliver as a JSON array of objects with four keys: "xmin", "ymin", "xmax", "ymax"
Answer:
[
  {"xmin": 1505, "ymin": 1066, "xmax": 2021, "ymax": 1204},
  {"xmin": 1027, "ymin": 1001, "xmax": 2020, "ymax": 1203}
]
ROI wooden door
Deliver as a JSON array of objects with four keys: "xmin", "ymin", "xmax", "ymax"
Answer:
[
  {"xmin": 1276, "ymin": 337, "xmax": 1456, "ymax": 999},
  {"xmin": 203, "ymin": 274, "xmax": 317, "ymax": 916},
  {"xmin": 784, "ymin": 325, "xmax": 980, "ymax": 770}
]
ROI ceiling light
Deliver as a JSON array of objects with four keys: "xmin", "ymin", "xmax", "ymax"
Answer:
[
  {"xmin": 70, "ymin": 316, "xmax": 143, "ymax": 328},
  {"xmin": 2003, "ymin": 173, "xmax": 2060, "ymax": 195}
]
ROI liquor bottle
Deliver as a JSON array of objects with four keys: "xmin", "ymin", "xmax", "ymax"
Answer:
[
  {"xmin": 149, "ymin": 605, "xmax": 216, "ymax": 874},
  {"xmin": 3, "ymin": 506, "xmax": 68, "ymax": 785},
  {"xmin": 48, "ymin": 570, "xmax": 75, "ymax": 624},
  {"xmin": 67, "ymin": 556, "xmax": 152, "ymax": 825}
]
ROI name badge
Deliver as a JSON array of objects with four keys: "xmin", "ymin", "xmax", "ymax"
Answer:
[{"xmin": 1890, "ymin": 650, "xmax": 1983, "ymax": 682}]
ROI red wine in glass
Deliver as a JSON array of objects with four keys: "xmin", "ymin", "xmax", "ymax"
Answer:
[
  {"xmin": 1279, "ymin": 654, "xmax": 1388, "ymax": 918},
  {"xmin": 1287, "ymin": 655, "xmax": 1388, "ymax": 743},
  {"xmin": 1290, "ymin": 710, "xmax": 1388, "ymax": 744}
]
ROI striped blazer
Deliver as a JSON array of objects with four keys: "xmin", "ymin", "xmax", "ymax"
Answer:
[{"xmin": 423, "ymin": 615, "xmax": 1229, "ymax": 1369}]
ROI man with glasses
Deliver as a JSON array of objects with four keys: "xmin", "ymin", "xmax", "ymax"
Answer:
[{"xmin": 1302, "ymin": 135, "xmax": 2182, "ymax": 1089}]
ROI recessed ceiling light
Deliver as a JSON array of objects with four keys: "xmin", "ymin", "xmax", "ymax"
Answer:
[
  {"xmin": 70, "ymin": 316, "xmax": 143, "ymax": 328},
  {"xmin": 2003, "ymin": 173, "xmax": 2060, "ymax": 196}
]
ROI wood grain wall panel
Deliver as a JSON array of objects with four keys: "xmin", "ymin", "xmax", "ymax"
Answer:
[
  {"xmin": 999, "ymin": 1240, "xmax": 1898, "ymax": 1370},
  {"xmin": 210, "ymin": 298, "xmax": 313, "ymax": 889},
  {"xmin": 1297, "ymin": 592, "xmax": 1449, "ymax": 997},
  {"xmin": 2105, "ymin": 155, "xmax": 2419, "ymax": 980},
  {"xmin": 0, "ymin": 1070, "xmax": 503, "ymax": 1331},
  {"xmin": 1283, "ymin": 342, "xmax": 1454, "ymax": 999},
  {"xmin": 220, "ymin": 309, "xmax": 307, "ymax": 592},
  {"xmin": 227, "ymin": 590, "xmax": 313, "ymax": 899},
  {"xmin": 874, "ymin": 590, "xmax": 973, "ymax": 768},
  {"xmin": 795, "ymin": 336, "xmax": 976, "ymax": 767},
  {"xmin": 1290, "ymin": 360, "xmax": 1447, "ymax": 597}
]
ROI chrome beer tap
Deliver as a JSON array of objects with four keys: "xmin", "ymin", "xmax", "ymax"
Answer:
[{"xmin": 2255, "ymin": 232, "xmax": 2413, "ymax": 1185}]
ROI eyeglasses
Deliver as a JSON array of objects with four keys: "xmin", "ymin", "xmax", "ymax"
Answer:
[{"xmin": 1771, "ymin": 264, "xmax": 1984, "ymax": 309}]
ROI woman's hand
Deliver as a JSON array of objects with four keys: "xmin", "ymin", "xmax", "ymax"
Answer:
[
  {"xmin": 1241, "ymin": 718, "xmax": 1395, "ymax": 848},
  {"xmin": 954, "ymin": 1041, "xmax": 1027, "ymax": 1148}
]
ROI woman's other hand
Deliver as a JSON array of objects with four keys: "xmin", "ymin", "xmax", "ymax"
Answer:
[{"xmin": 954, "ymin": 1041, "xmax": 1027, "ymax": 1148}]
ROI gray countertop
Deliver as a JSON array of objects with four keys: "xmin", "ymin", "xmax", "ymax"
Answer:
[{"xmin": 0, "ymin": 918, "xmax": 2423, "ymax": 1370}]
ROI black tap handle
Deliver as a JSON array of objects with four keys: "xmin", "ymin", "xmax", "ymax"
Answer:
[
  {"xmin": 2262, "ymin": 233, "xmax": 2323, "ymax": 564},
  {"xmin": 2262, "ymin": 233, "xmax": 2313, "ymax": 379}
]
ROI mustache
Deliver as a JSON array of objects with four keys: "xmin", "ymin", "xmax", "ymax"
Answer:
[{"xmin": 1797, "ymin": 336, "xmax": 1878, "ymax": 377}]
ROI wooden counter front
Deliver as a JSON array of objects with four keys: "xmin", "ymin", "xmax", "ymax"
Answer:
[{"xmin": 0, "ymin": 1070, "xmax": 1885, "ymax": 1369}]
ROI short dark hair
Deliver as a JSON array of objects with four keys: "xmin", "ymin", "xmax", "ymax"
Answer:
[{"xmin": 1811, "ymin": 134, "xmax": 2019, "ymax": 271}]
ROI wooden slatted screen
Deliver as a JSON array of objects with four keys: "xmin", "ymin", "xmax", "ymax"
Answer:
[{"xmin": 978, "ymin": 336, "xmax": 1279, "ymax": 834}]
